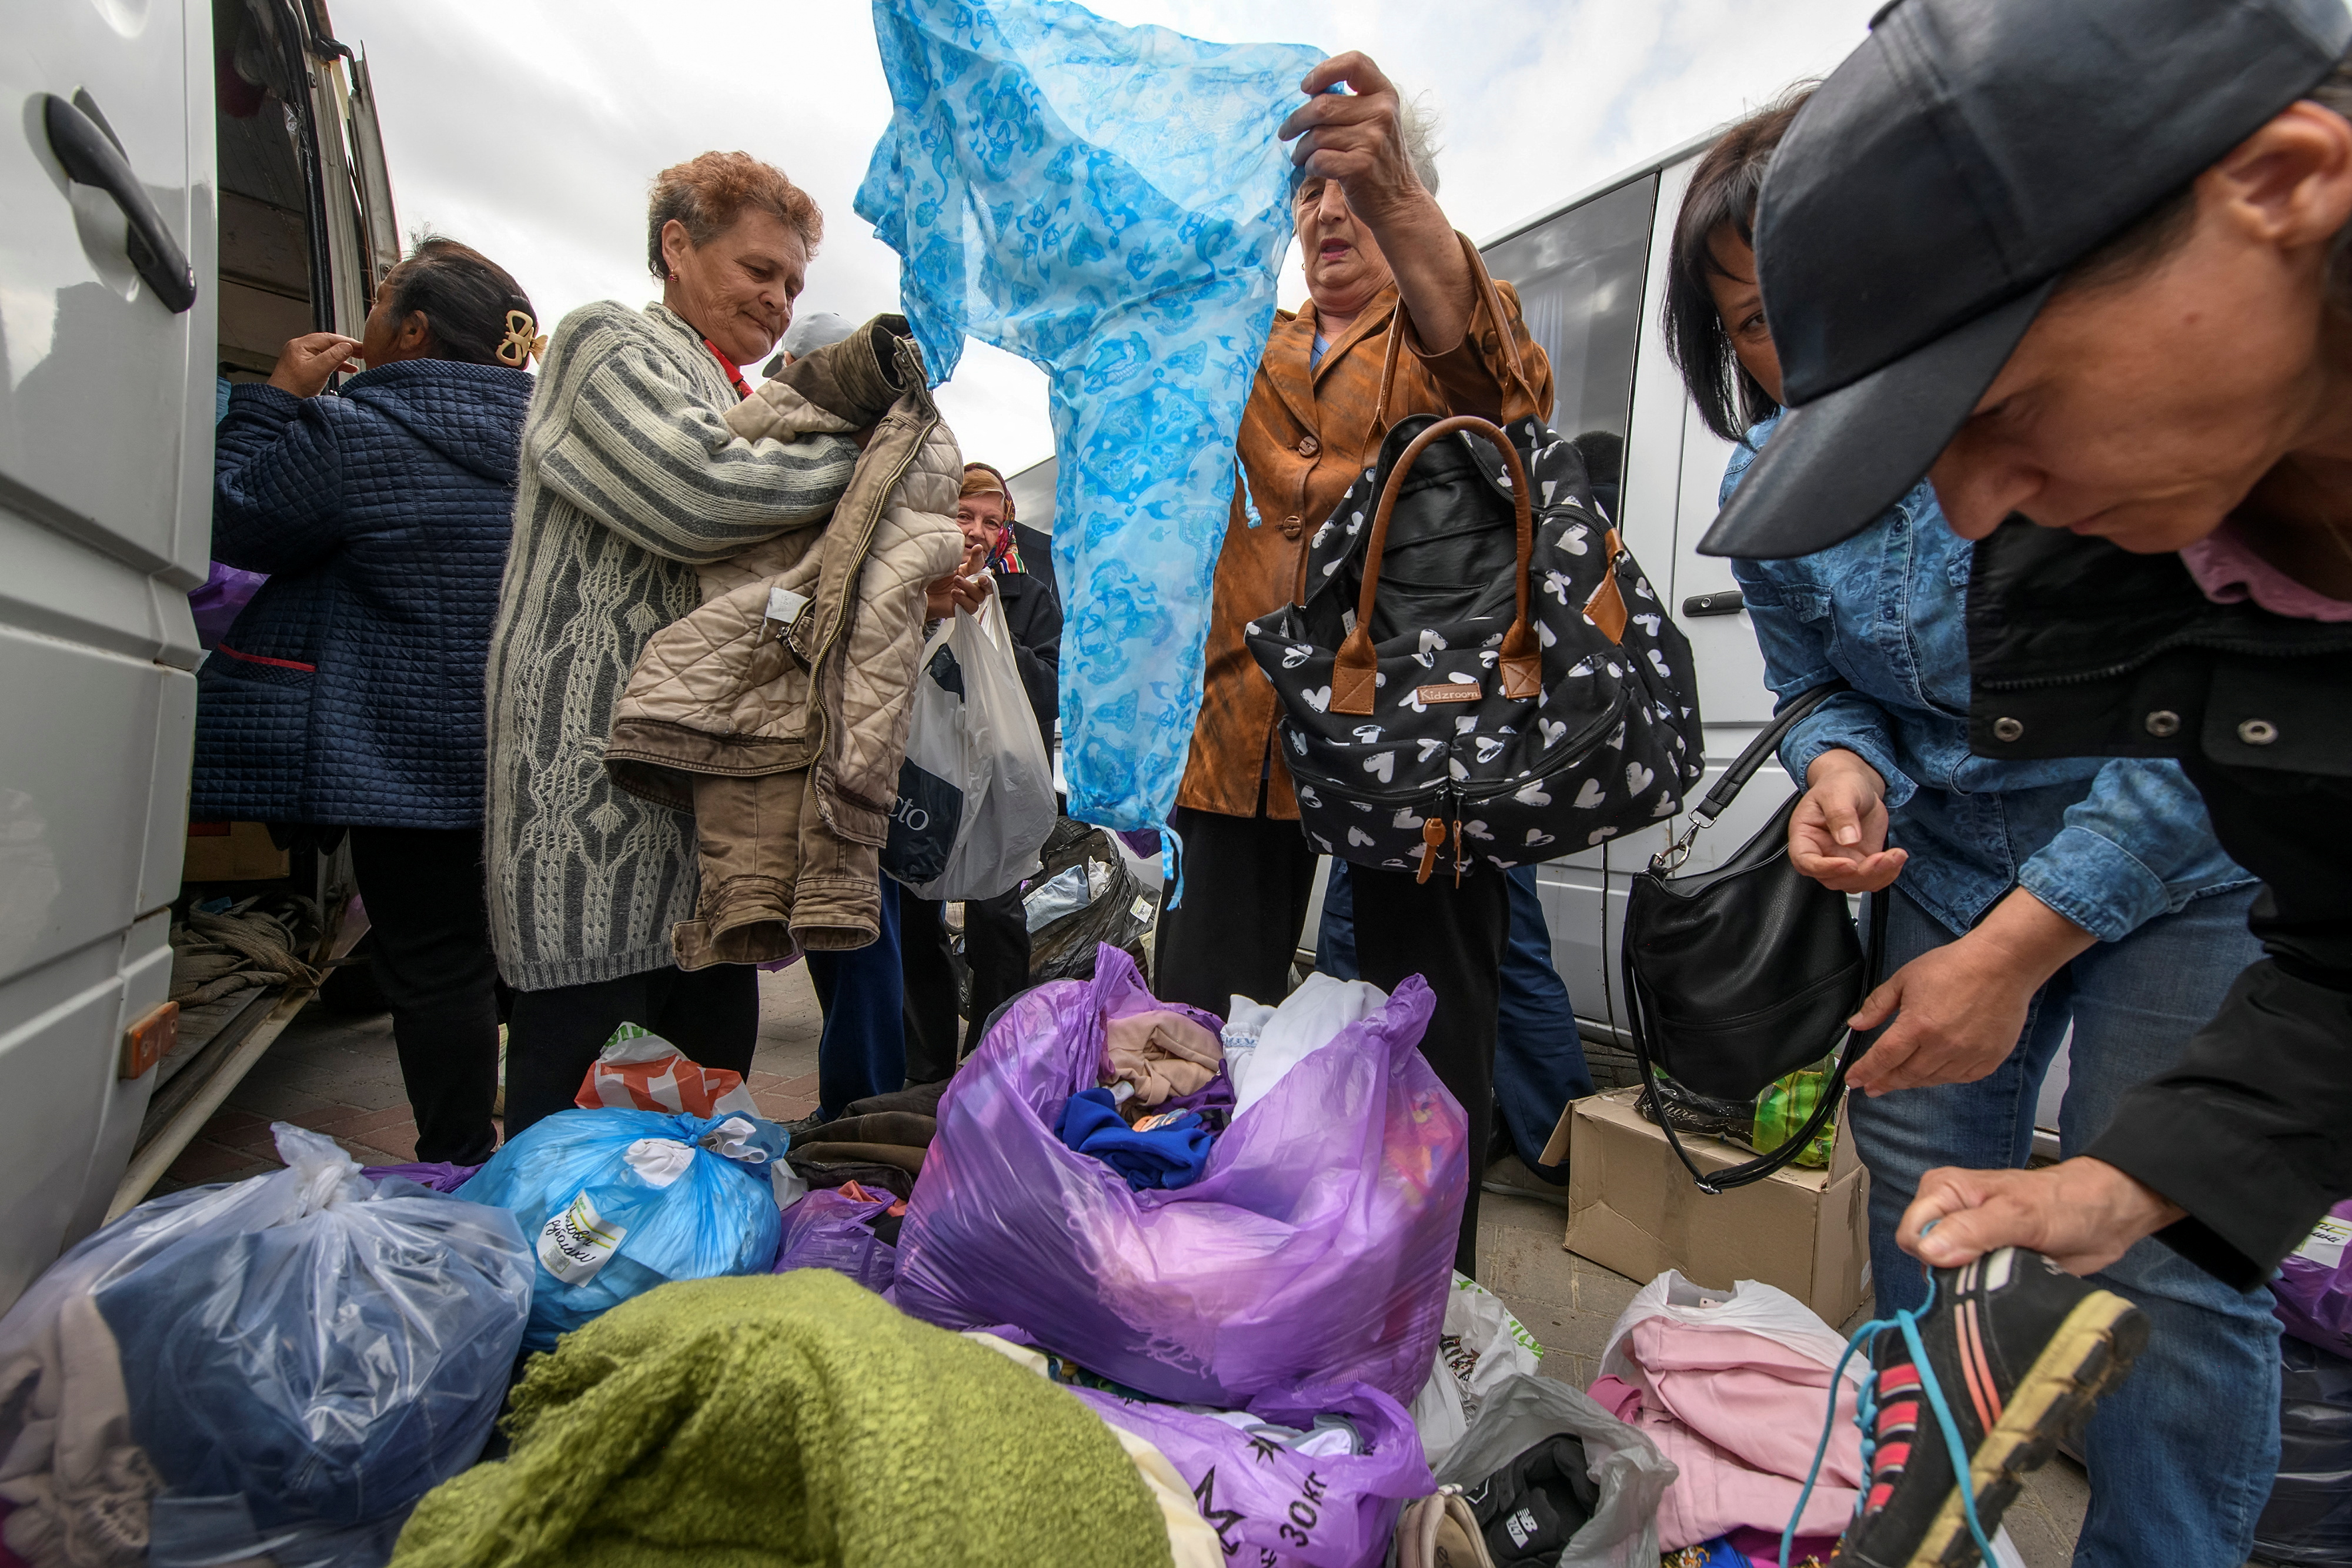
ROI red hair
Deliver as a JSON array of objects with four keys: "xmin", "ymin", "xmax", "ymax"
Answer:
[{"xmin": 646, "ymin": 152, "xmax": 823, "ymax": 280}]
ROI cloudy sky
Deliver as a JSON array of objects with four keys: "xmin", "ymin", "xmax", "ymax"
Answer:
[{"xmin": 337, "ymin": 0, "xmax": 1883, "ymax": 474}]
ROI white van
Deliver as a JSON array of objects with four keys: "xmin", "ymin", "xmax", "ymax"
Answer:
[{"xmin": 2, "ymin": 0, "xmax": 393, "ymax": 1303}]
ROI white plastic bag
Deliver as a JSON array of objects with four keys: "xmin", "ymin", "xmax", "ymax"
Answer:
[
  {"xmin": 0, "ymin": 1125, "xmax": 531, "ymax": 1568},
  {"xmin": 1432, "ymin": 1374, "xmax": 1676, "ymax": 1568},
  {"xmin": 1596, "ymin": 1271, "xmax": 1864, "ymax": 1391},
  {"xmin": 1409, "ymin": 1272, "xmax": 1546, "ymax": 1467},
  {"xmin": 883, "ymin": 598, "xmax": 1055, "ymax": 901}
]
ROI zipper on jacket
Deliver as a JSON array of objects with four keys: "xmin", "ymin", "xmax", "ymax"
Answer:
[{"xmin": 796, "ymin": 412, "xmax": 936, "ymax": 763}]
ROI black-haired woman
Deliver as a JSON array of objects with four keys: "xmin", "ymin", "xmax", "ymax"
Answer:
[
  {"xmin": 1663, "ymin": 98, "xmax": 2278, "ymax": 1565},
  {"xmin": 195, "ymin": 237, "xmax": 541, "ymax": 1166}
]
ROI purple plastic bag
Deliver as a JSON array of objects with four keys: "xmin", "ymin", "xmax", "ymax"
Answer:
[
  {"xmin": 2274, "ymin": 1199, "xmax": 2352, "ymax": 1359},
  {"xmin": 360, "ymin": 1161, "xmax": 480, "ymax": 1193},
  {"xmin": 774, "ymin": 1186, "xmax": 899, "ymax": 1295},
  {"xmin": 892, "ymin": 944, "xmax": 1464, "ymax": 1407},
  {"xmin": 1071, "ymin": 1381, "xmax": 1432, "ymax": 1568},
  {"xmin": 190, "ymin": 562, "xmax": 267, "ymax": 650}
]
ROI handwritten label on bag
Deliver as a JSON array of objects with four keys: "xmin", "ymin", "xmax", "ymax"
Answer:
[
  {"xmin": 1414, "ymin": 683, "xmax": 1482, "ymax": 704},
  {"xmin": 536, "ymin": 1191, "xmax": 627, "ymax": 1284}
]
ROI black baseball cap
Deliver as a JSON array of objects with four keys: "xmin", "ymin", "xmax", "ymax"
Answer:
[{"xmin": 1699, "ymin": 0, "xmax": 2352, "ymax": 560}]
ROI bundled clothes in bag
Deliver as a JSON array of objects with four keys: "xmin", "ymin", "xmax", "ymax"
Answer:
[
  {"xmin": 891, "ymin": 944, "xmax": 1464, "ymax": 1407},
  {"xmin": 2254, "ymin": 1335, "xmax": 2352, "ymax": 1568},
  {"xmin": 772, "ymin": 1182, "xmax": 904, "ymax": 1296},
  {"xmin": 456, "ymin": 1108, "xmax": 788, "ymax": 1352},
  {"xmin": 1408, "ymin": 1273, "xmax": 1546, "ymax": 1468},
  {"xmin": 1419, "ymin": 1373, "xmax": 1676, "ymax": 1568},
  {"xmin": 0, "ymin": 1126, "xmax": 530, "ymax": 1568},
  {"xmin": 1068, "ymin": 1380, "xmax": 1432, "ymax": 1568},
  {"xmin": 1585, "ymin": 1273, "xmax": 1862, "ymax": 1551}
]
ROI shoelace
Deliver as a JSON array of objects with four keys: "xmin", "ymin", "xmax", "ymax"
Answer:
[{"xmin": 1781, "ymin": 1273, "xmax": 1998, "ymax": 1568}]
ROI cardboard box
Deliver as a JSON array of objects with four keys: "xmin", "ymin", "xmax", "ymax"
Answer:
[
  {"xmin": 1555, "ymin": 1086, "xmax": 1871, "ymax": 1325},
  {"xmin": 183, "ymin": 821, "xmax": 289, "ymax": 882}
]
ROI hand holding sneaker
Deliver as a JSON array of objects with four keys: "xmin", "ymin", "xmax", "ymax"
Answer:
[
  {"xmin": 1784, "ymin": 1247, "xmax": 2146, "ymax": 1568},
  {"xmin": 1896, "ymin": 1159, "xmax": 2187, "ymax": 1277}
]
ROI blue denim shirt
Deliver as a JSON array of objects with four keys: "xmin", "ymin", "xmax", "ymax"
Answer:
[{"xmin": 1722, "ymin": 417, "xmax": 2250, "ymax": 941}]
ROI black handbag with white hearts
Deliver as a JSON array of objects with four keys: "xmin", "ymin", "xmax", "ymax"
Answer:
[{"xmin": 1246, "ymin": 411, "xmax": 1702, "ymax": 881}]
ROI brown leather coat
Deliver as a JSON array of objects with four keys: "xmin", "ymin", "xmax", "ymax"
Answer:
[{"xmin": 1178, "ymin": 235, "xmax": 1555, "ymax": 819}]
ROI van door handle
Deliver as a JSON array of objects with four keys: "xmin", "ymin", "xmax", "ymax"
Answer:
[
  {"xmin": 1681, "ymin": 590, "xmax": 1745, "ymax": 617},
  {"xmin": 41, "ymin": 92, "xmax": 198, "ymax": 314}
]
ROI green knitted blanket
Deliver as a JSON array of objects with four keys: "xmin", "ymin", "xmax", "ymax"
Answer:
[{"xmin": 389, "ymin": 1272, "xmax": 1172, "ymax": 1568}]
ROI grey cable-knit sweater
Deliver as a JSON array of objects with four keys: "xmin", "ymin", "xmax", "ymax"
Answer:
[{"xmin": 484, "ymin": 302, "xmax": 857, "ymax": 990}]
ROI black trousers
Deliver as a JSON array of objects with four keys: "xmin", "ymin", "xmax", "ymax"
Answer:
[
  {"xmin": 503, "ymin": 962, "xmax": 760, "ymax": 1139},
  {"xmin": 346, "ymin": 827, "xmax": 503, "ymax": 1166},
  {"xmin": 900, "ymin": 882, "xmax": 1030, "ymax": 1083},
  {"xmin": 1153, "ymin": 801, "xmax": 1510, "ymax": 1277}
]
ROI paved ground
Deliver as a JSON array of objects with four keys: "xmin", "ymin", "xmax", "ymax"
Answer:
[{"xmin": 156, "ymin": 963, "xmax": 2090, "ymax": 1563}]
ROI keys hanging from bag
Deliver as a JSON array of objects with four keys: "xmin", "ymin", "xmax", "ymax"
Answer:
[{"xmin": 1619, "ymin": 681, "xmax": 1887, "ymax": 1193}]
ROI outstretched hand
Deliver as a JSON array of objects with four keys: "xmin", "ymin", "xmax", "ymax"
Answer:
[
  {"xmin": 1790, "ymin": 748, "xmax": 1907, "ymax": 892},
  {"xmin": 1899, "ymin": 1159, "xmax": 2184, "ymax": 1276},
  {"xmin": 1280, "ymin": 53, "xmax": 1425, "ymax": 221}
]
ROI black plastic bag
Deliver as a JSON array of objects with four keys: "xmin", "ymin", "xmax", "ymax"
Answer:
[
  {"xmin": 2255, "ymin": 1335, "xmax": 2352, "ymax": 1566},
  {"xmin": 1026, "ymin": 818, "xmax": 1152, "ymax": 985}
]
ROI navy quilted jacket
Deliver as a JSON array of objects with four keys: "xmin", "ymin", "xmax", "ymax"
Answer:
[{"xmin": 192, "ymin": 360, "xmax": 533, "ymax": 827}]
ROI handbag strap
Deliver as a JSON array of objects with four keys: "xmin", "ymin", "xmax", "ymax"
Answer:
[
  {"xmin": 1621, "ymin": 886, "xmax": 1890, "ymax": 1194},
  {"xmin": 1652, "ymin": 680, "xmax": 1847, "ymax": 874},
  {"xmin": 1368, "ymin": 245, "xmax": 1537, "ymax": 440},
  {"xmin": 1328, "ymin": 414, "xmax": 1540, "ymax": 715}
]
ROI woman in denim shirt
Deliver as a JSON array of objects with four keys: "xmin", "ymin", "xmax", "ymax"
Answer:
[{"xmin": 1665, "ymin": 100, "xmax": 2279, "ymax": 1568}]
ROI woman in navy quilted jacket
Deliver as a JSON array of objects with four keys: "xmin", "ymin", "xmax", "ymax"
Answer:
[{"xmin": 195, "ymin": 238, "xmax": 538, "ymax": 1165}]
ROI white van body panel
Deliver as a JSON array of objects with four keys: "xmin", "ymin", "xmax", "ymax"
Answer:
[{"xmin": 1, "ymin": 0, "xmax": 212, "ymax": 1301}]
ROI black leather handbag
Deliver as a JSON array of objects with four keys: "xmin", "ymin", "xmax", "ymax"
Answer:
[
  {"xmin": 1245, "ymin": 410, "xmax": 1703, "ymax": 881},
  {"xmin": 1620, "ymin": 682, "xmax": 1886, "ymax": 1192}
]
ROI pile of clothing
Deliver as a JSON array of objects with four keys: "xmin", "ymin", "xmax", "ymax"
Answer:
[
  {"xmin": 1585, "ymin": 1273, "xmax": 1862, "ymax": 1556},
  {"xmin": 386, "ymin": 1272, "xmax": 1200, "ymax": 1568},
  {"xmin": 166, "ymin": 892, "xmax": 322, "ymax": 1007},
  {"xmin": 1053, "ymin": 1008, "xmax": 1226, "ymax": 1191}
]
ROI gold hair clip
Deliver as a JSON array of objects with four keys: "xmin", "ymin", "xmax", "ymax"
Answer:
[{"xmin": 497, "ymin": 310, "xmax": 548, "ymax": 367}]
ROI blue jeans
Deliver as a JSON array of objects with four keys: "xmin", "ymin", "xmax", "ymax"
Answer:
[
  {"xmin": 1318, "ymin": 862, "xmax": 1593, "ymax": 1176},
  {"xmin": 804, "ymin": 880, "xmax": 906, "ymax": 1117},
  {"xmin": 1847, "ymin": 885, "xmax": 2278, "ymax": 1568}
]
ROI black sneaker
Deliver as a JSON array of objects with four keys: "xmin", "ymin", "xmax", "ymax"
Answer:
[{"xmin": 1829, "ymin": 1248, "xmax": 2147, "ymax": 1568}]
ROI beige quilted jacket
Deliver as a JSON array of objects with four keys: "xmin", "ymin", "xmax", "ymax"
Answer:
[{"xmin": 605, "ymin": 317, "xmax": 964, "ymax": 963}]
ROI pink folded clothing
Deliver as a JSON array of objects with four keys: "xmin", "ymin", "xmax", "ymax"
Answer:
[
  {"xmin": 1101, "ymin": 1009, "xmax": 1222, "ymax": 1108},
  {"xmin": 1591, "ymin": 1319, "xmax": 1862, "ymax": 1549}
]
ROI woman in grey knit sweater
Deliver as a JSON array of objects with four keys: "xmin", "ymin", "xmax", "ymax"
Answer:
[{"xmin": 485, "ymin": 152, "xmax": 857, "ymax": 1135}]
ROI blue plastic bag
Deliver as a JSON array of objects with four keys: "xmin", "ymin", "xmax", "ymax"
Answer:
[
  {"xmin": 0, "ymin": 1125, "xmax": 530, "ymax": 1568},
  {"xmin": 456, "ymin": 1108, "xmax": 788, "ymax": 1351},
  {"xmin": 857, "ymin": 0, "xmax": 1321, "ymax": 831}
]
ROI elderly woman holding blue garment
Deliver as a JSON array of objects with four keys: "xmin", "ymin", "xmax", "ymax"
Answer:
[{"xmin": 1151, "ymin": 52, "xmax": 1557, "ymax": 1279}]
